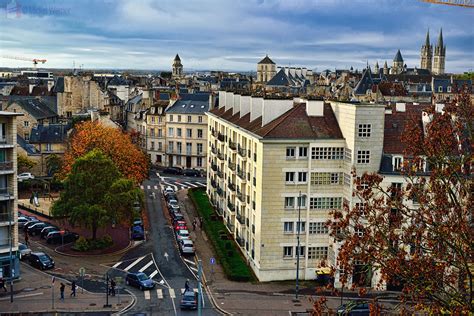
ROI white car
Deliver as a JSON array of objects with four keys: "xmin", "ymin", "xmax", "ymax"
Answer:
[
  {"xmin": 163, "ymin": 186, "xmax": 174, "ymax": 195},
  {"xmin": 18, "ymin": 243, "xmax": 31, "ymax": 260},
  {"xmin": 176, "ymin": 229, "xmax": 190, "ymax": 241},
  {"xmin": 179, "ymin": 239, "xmax": 195, "ymax": 255},
  {"xmin": 18, "ymin": 173, "xmax": 34, "ymax": 182}
]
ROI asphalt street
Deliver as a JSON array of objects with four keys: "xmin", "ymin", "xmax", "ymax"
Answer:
[{"xmin": 107, "ymin": 171, "xmax": 217, "ymax": 316}]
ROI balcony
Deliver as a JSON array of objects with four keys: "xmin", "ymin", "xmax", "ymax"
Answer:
[
  {"xmin": 217, "ymin": 151, "xmax": 225, "ymax": 161},
  {"xmin": 211, "ymin": 163, "xmax": 218, "ymax": 172},
  {"xmin": 236, "ymin": 213, "xmax": 245, "ymax": 225},
  {"xmin": 237, "ymin": 168, "xmax": 246, "ymax": 182},
  {"xmin": 0, "ymin": 211, "xmax": 12, "ymax": 222},
  {"xmin": 228, "ymin": 161, "xmax": 236, "ymax": 171},
  {"xmin": 211, "ymin": 128, "xmax": 217, "ymax": 137},
  {"xmin": 217, "ymin": 187, "xmax": 224, "ymax": 197},
  {"xmin": 226, "ymin": 221, "xmax": 235, "ymax": 232},
  {"xmin": 252, "ymin": 224, "xmax": 255, "ymax": 234},
  {"xmin": 236, "ymin": 236, "xmax": 245, "ymax": 248},
  {"xmin": 217, "ymin": 133, "xmax": 225, "ymax": 142},
  {"xmin": 238, "ymin": 146, "xmax": 247, "ymax": 159},
  {"xmin": 228, "ymin": 141, "xmax": 237, "ymax": 151},
  {"xmin": 0, "ymin": 161, "xmax": 13, "ymax": 171},
  {"xmin": 211, "ymin": 146, "xmax": 217, "ymax": 155},
  {"xmin": 216, "ymin": 170, "xmax": 223, "ymax": 178},
  {"xmin": 236, "ymin": 191, "xmax": 247, "ymax": 204},
  {"xmin": 227, "ymin": 200, "xmax": 235, "ymax": 213},
  {"xmin": 228, "ymin": 181, "xmax": 236, "ymax": 192},
  {"xmin": 211, "ymin": 179, "xmax": 217, "ymax": 188}
]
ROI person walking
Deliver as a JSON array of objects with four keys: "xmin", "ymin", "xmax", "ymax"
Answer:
[
  {"xmin": 199, "ymin": 216, "xmax": 203, "ymax": 229},
  {"xmin": 109, "ymin": 279, "xmax": 116, "ymax": 296},
  {"xmin": 184, "ymin": 279, "xmax": 190, "ymax": 292},
  {"xmin": 24, "ymin": 231, "xmax": 29, "ymax": 247},
  {"xmin": 0, "ymin": 277, "xmax": 7, "ymax": 292},
  {"xmin": 70, "ymin": 281, "xmax": 76, "ymax": 297},
  {"xmin": 60, "ymin": 283, "xmax": 65, "ymax": 301},
  {"xmin": 192, "ymin": 219, "xmax": 197, "ymax": 231}
]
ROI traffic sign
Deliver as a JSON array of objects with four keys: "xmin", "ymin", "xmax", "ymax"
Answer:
[
  {"xmin": 210, "ymin": 257, "xmax": 215, "ymax": 265},
  {"xmin": 79, "ymin": 267, "xmax": 85, "ymax": 277},
  {"xmin": 115, "ymin": 276, "xmax": 123, "ymax": 284}
]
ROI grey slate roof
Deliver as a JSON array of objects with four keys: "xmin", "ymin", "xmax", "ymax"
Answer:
[
  {"xmin": 267, "ymin": 69, "xmax": 294, "ymax": 87},
  {"xmin": 108, "ymin": 75, "xmax": 129, "ymax": 86},
  {"xmin": 353, "ymin": 67, "xmax": 374, "ymax": 95},
  {"xmin": 165, "ymin": 99, "xmax": 209, "ymax": 114},
  {"xmin": 258, "ymin": 55, "xmax": 275, "ymax": 65},
  {"xmin": 17, "ymin": 135, "xmax": 39, "ymax": 155},
  {"xmin": 394, "ymin": 50, "xmax": 404, "ymax": 62},
  {"xmin": 53, "ymin": 77, "xmax": 64, "ymax": 93},
  {"xmin": 178, "ymin": 92, "xmax": 210, "ymax": 102},
  {"xmin": 29, "ymin": 124, "xmax": 68, "ymax": 144},
  {"xmin": 9, "ymin": 98, "xmax": 58, "ymax": 119}
]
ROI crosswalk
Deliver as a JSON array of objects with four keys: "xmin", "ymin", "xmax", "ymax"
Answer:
[
  {"xmin": 142, "ymin": 288, "xmax": 199, "ymax": 300},
  {"xmin": 140, "ymin": 180, "xmax": 206, "ymax": 192},
  {"xmin": 109, "ymin": 254, "xmax": 160, "ymax": 282}
]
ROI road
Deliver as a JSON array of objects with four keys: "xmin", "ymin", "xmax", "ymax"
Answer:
[{"xmin": 107, "ymin": 171, "xmax": 217, "ymax": 316}]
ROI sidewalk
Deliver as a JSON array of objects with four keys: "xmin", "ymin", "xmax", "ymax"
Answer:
[
  {"xmin": 178, "ymin": 190, "xmax": 315, "ymax": 315},
  {"xmin": 0, "ymin": 263, "xmax": 133, "ymax": 314}
]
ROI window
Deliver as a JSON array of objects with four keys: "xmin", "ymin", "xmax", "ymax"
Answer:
[
  {"xmin": 447, "ymin": 86, "xmax": 452, "ymax": 93},
  {"xmin": 311, "ymin": 147, "xmax": 344, "ymax": 160},
  {"xmin": 198, "ymin": 116, "xmax": 203, "ymax": 123},
  {"xmin": 438, "ymin": 86, "xmax": 443, "ymax": 93},
  {"xmin": 391, "ymin": 182, "xmax": 402, "ymax": 198},
  {"xmin": 24, "ymin": 121, "xmax": 29, "ymax": 127},
  {"xmin": 177, "ymin": 142, "xmax": 182, "ymax": 153},
  {"xmin": 357, "ymin": 150, "xmax": 370, "ymax": 164},
  {"xmin": 177, "ymin": 128, "xmax": 182, "ymax": 137},
  {"xmin": 393, "ymin": 156, "xmax": 403, "ymax": 171},
  {"xmin": 285, "ymin": 172, "xmax": 295, "ymax": 182},
  {"xmin": 158, "ymin": 129, "xmax": 163, "ymax": 137},
  {"xmin": 283, "ymin": 222, "xmax": 294, "ymax": 233},
  {"xmin": 187, "ymin": 115, "xmax": 192, "ymax": 123},
  {"xmin": 354, "ymin": 227, "xmax": 364, "ymax": 237},
  {"xmin": 283, "ymin": 246, "xmax": 293, "ymax": 257},
  {"xmin": 151, "ymin": 116, "xmax": 155, "ymax": 123},
  {"xmin": 297, "ymin": 195, "xmax": 306, "ymax": 207},
  {"xmin": 186, "ymin": 129, "xmax": 192, "ymax": 138},
  {"xmin": 298, "ymin": 172, "xmax": 307, "ymax": 183},
  {"xmin": 186, "ymin": 143, "xmax": 192, "ymax": 155},
  {"xmin": 150, "ymin": 141, "xmax": 155, "ymax": 150},
  {"xmin": 284, "ymin": 197, "xmax": 295, "ymax": 209},
  {"xmin": 299, "ymin": 147, "xmax": 308, "ymax": 158},
  {"xmin": 296, "ymin": 246, "xmax": 305, "ymax": 257},
  {"xmin": 158, "ymin": 116, "xmax": 163, "ymax": 123},
  {"xmin": 308, "ymin": 246, "xmax": 328, "ymax": 260},
  {"xmin": 169, "ymin": 115, "xmax": 174, "ymax": 122},
  {"xmin": 197, "ymin": 157, "xmax": 203, "ymax": 167},
  {"xmin": 197, "ymin": 129, "xmax": 203, "ymax": 138},
  {"xmin": 197, "ymin": 143, "xmax": 203, "ymax": 155},
  {"xmin": 168, "ymin": 127, "xmax": 174, "ymax": 137},
  {"xmin": 66, "ymin": 111, "xmax": 72, "ymax": 118},
  {"xmin": 178, "ymin": 115, "xmax": 182, "ymax": 122},
  {"xmin": 158, "ymin": 142, "xmax": 162, "ymax": 150},
  {"xmin": 296, "ymin": 222, "xmax": 305, "ymax": 233},
  {"xmin": 24, "ymin": 133, "xmax": 29, "ymax": 141},
  {"xmin": 309, "ymin": 222, "xmax": 328, "ymax": 234},
  {"xmin": 286, "ymin": 147, "xmax": 296, "ymax": 159},
  {"xmin": 45, "ymin": 143, "xmax": 52, "ymax": 151},
  {"xmin": 311, "ymin": 173, "xmax": 342, "ymax": 185},
  {"xmin": 176, "ymin": 156, "xmax": 182, "ymax": 165},
  {"xmin": 309, "ymin": 197, "xmax": 342, "ymax": 209},
  {"xmin": 150, "ymin": 128, "xmax": 155, "ymax": 137},
  {"xmin": 168, "ymin": 141, "xmax": 174, "ymax": 152},
  {"xmin": 358, "ymin": 124, "xmax": 372, "ymax": 137}
]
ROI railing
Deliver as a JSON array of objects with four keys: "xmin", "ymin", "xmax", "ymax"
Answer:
[
  {"xmin": 211, "ymin": 129, "xmax": 217, "ymax": 137},
  {"xmin": 217, "ymin": 151, "xmax": 225, "ymax": 160},
  {"xmin": 228, "ymin": 181, "xmax": 236, "ymax": 192},
  {"xmin": 238, "ymin": 146, "xmax": 247, "ymax": 159},
  {"xmin": 0, "ymin": 137, "xmax": 12, "ymax": 145},
  {"xmin": 216, "ymin": 170, "xmax": 223, "ymax": 178},
  {"xmin": 229, "ymin": 141, "xmax": 237, "ymax": 151},
  {"xmin": 211, "ymin": 164, "xmax": 218, "ymax": 172},
  {"xmin": 0, "ymin": 161, "xmax": 13, "ymax": 171},
  {"xmin": 217, "ymin": 187, "xmax": 224, "ymax": 197},
  {"xmin": 226, "ymin": 221, "xmax": 235, "ymax": 232},
  {"xmin": 236, "ymin": 213, "xmax": 245, "ymax": 225},
  {"xmin": 227, "ymin": 200, "xmax": 235, "ymax": 213},
  {"xmin": 252, "ymin": 224, "xmax": 255, "ymax": 234},
  {"xmin": 236, "ymin": 191, "xmax": 246, "ymax": 204},
  {"xmin": 211, "ymin": 180, "xmax": 217, "ymax": 188},
  {"xmin": 236, "ymin": 236, "xmax": 245, "ymax": 247},
  {"xmin": 228, "ymin": 162, "xmax": 236, "ymax": 171},
  {"xmin": 217, "ymin": 133, "xmax": 225, "ymax": 142},
  {"xmin": 211, "ymin": 146, "xmax": 217, "ymax": 154},
  {"xmin": 0, "ymin": 189, "xmax": 13, "ymax": 200},
  {"xmin": 237, "ymin": 169, "xmax": 246, "ymax": 181}
]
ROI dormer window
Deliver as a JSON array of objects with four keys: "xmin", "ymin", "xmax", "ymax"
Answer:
[
  {"xmin": 447, "ymin": 86, "xmax": 452, "ymax": 93},
  {"xmin": 438, "ymin": 86, "xmax": 443, "ymax": 93},
  {"xmin": 393, "ymin": 156, "xmax": 403, "ymax": 171}
]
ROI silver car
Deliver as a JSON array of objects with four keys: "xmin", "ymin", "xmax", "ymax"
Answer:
[
  {"xmin": 18, "ymin": 243, "xmax": 31, "ymax": 260},
  {"xmin": 176, "ymin": 229, "xmax": 190, "ymax": 241},
  {"xmin": 179, "ymin": 239, "xmax": 195, "ymax": 255}
]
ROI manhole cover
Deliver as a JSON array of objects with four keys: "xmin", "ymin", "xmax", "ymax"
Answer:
[{"xmin": 22, "ymin": 287, "xmax": 36, "ymax": 292}]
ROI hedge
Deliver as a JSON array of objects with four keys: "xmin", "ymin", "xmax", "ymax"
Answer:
[{"xmin": 188, "ymin": 188, "xmax": 254, "ymax": 282}]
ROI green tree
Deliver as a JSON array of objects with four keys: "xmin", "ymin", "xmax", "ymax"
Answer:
[
  {"xmin": 45, "ymin": 154, "xmax": 62, "ymax": 177},
  {"xmin": 18, "ymin": 153, "xmax": 36, "ymax": 173},
  {"xmin": 52, "ymin": 149, "xmax": 142, "ymax": 239}
]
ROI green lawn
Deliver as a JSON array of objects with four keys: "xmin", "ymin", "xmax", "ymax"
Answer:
[{"xmin": 189, "ymin": 188, "xmax": 254, "ymax": 282}]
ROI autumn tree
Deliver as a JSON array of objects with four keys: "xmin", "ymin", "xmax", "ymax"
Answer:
[
  {"xmin": 52, "ymin": 149, "xmax": 143, "ymax": 239},
  {"xmin": 328, "ymin": 92, "xmax": 473, "ymax": 313},
  {"xmin": 18, "ymin": 153, "xmax": 36, "ymax": 173},
  {"xmin": 60, "ymin": 121, "xmax": 149, "ymax": 184}
]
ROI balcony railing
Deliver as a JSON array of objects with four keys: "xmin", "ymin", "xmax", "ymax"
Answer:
[
  {"xmin": 0, "ymin": 136, "xmax": 12, "ymax": 146},
  {"xmin": 236, "ymin": 213, "xmax": 245, "ymax": 225},
  {"xmin": 0, "ymin": 161, "xmax": 13, "ymax": 171},
  {"xmin": 227, "ymin": 200, "xmax": 235, "ymax": 213},
  {"xmin": 217, "ymin": 187, "xmax": 224, "ymax": 197},
  {"xmin": 217, "ymin": 151, "xmax": 225, "ymax": 160},
  {"xmin": 0, "ymin": 189, "xmax": 13, "ymax": 200},
  {"xmin": 211, "ymin": 164, "xmax": 218, "ymax": 172},
  {"xmin": 228, "ymin": 141, "xmax": 237, "ymax": 151},
  {"xmin": 238, "ymin": 146, "xmax": 247, "ymax": 158},
  {"xmin": 217, "ymin": 170, "xmax": 223, "ymax": 178},
  {"xmin": 211, "ymin": 129, "xmax": 217, "ymax": 137},
  {"xmin": 226, "ymin": 221, "xmax": 235, "ymax": 232},
  {"xmin": 237, "ymin": 168, "xmax": 246, "ymax": 181},
  {"xmin": 211, "ymin": 180, "xmax": 217, "ymax": 188},
  {"xmin": 211, "ymin": 146, "xmax": 217, "ymax": 154},
  {"xmin": 236, "ymin": 191, "xmax": 246, "ymax": 204},
  {"xmin": 236, "ymin": 236, "xmax": 245, "ymax": 248},
  {"xmin": 228, "ymin": 161, "xmax": 236, "ymax": 171},
  {"xmin": 217, "ymin": 133, "xmax": 225, "ymax": 142},
  {"xmin": 228, "ymin": 181, "xmax": 236, "ymax": 192}
]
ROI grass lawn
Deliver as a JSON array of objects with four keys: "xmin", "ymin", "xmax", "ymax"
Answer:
[{"xmin": 189, "ymin": 188, "xmax": 254, "ymax": 282}]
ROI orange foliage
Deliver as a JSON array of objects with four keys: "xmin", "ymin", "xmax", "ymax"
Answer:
[{"xmin": 61, "ymin": 121, "xmax": 149, "ymax": 184}]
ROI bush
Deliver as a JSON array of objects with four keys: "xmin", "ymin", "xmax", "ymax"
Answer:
[
  {"xmin": 72, "ymin": 235, "xmax": 114, "ymax": 252},
  {"xmin": 188, "ymin": 188, "xmax": 254, "ymax": 282},
  {"xmin": 73, "ymin": 236, "xmax": 89, "ymax": 251}
]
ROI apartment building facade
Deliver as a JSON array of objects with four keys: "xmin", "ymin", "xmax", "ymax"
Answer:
[
  {"xmin": 146, "ymin": 102, "xmax": 168, "ymax": 166},
  {"xmin": 0, "ymin": 111, "xmax": 21, "ymax": 280},
  {"xmin": 206, "ymin": 91, "xmax": 386, "ymax": 285}
]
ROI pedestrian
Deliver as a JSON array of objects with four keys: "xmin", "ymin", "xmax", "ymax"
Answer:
[
  {"xmin": 0, "ymin": 277, "xmax": 7, "ymax": 292},
  {"xmin": 192, "ymin": 219, "xmax": 197, "ymax": 231},
  {"xmin": 70, "ymin": 281, "xmax": 76, "ymax": 297},
  {"xmin": 184, "ymin": 279, "xmax": 190, "ymax": 292},
  {"xmin": 24, "ymin": 231, "xmax": 29, "ymax": 247},
  {"xmin": 199, "ymin": 216, "xmax": 203, "ymax": 229},
  {"xmin": 60, "ymin": 283, "xmax": 65, "ymax": 301},
  {"xmin": 110, "ymin": 279, "xmax": 116, "ymax": 296}
]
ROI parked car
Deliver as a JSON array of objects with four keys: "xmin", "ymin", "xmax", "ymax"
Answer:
[
  {"xmin": 125, "ymin": 272, "xmax": 155, "ymax": 290},
  {"xmin": 17, "ymin": 216, "xmax": 31, "ymax": 228},
  {"xmin": 133, "ymin": 218, "xmax": 143, "ymax": 227},
  {"xmin": 131, "ymin": 225, "xmax": 145, "ymax": 240},
  {"xmin": 163, "ymin": 186, "xmax": 175, "ymax": 196},
  {"xmin": 29, "ymin": 252, "xmax": 55, "ymax": 270},
  {"xmin": 169, "ymin": 204, "xmax": 180, "ymax": 214},
  {"xmin": 17, "ymin": 172, "xmax": 35, "ymax": 182},
  {"xmin": 180, "ymin": 289, "xmax": 198, "ymax": 309},
  {"xmin": 23, "ymin": 219, "xmax": 40, "ymax": 232},
  {"xmin": 179, "ymin": 239, "xmax": 195, "ymax": 255},
  {"xmin": 162, "ymin": 167, "xmax": 183, "ymax": 175},
  {"xmin": 40, "ymin": 226, "xmax": 59, "ymax": 239},
  {"xmin": 18, "ymin": 243, "xmax": 31, "ymax": 260},
  {"xmin": 183, "ymin": 169, "xmax": 201, "ymax": 177},
  {"xmin": 173, "ymin": 214, "xmax": 185, "ymax": 223},
  {"xmin": 174, "ymin": 220, "xmax": 187, "ymax": 231},
  {"xmin": 336, "ymin": 301, "xmax": 370, "ymax": 316},
  {"xmin": 28, "ymin": 222, "xmax": 52, "ymax": 236},
  {"xmin": 168, "ymin": 198, "xmax": 178, "ymax": 206},
  {"xmin": 46, "ymin": 231, "xmax": 79, "ymax": 244},
  {"xmin": 176, "ymin": 229, "xmax": 190, "ymax": 241}
]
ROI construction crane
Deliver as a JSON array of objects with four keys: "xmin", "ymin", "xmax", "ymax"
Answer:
[
  {"xmin": 1, "ymin": 55, "xmax": 47, "ymax": 69},
  {"xmin": 421, "ymin": 0, "xmax": 473, "ymax": 8}
]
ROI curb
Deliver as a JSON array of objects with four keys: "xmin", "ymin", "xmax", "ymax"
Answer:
[{"xmin": 114, "ymin": 288, "xmax": 138, "ymax": 315}]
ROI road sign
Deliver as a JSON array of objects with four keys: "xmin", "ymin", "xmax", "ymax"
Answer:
[
  {"xmin": 210, "ymin": 257, "xmax": 215, "ymax": 265},
  {"xmin": 115, "ymin": 276, "xmax": 123, "ymax": 284},
  {"xmin": 79, "ymin": 267, "xmax": 85, "ymax": 277}
]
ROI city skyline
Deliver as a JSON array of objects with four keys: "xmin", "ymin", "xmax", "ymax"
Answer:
[{"xmin": 0, "ymin": 0, "xmax": 473, "ymax": 72}]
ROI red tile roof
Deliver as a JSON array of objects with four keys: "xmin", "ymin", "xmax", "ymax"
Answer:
[{"xmin": 209, "ymin": 102, "xmax": 343, "ymax": 139}]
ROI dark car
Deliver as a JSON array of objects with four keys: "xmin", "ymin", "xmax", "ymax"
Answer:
[
  {"xmin": 23, "ymin": 220, "xmax": 40, "ymax": 232},
  {"xmin": 125, "ymin": 272, "xmax": 155, "ymax": 290},
  {"xmin": 27, "ymin": 222, "xmax": 51, "ymax": 236},
  {"xmin": 131, "ymin": 225, "xmax": 145, "ymax": 240},
  {"xmin": 165, "ymin": 194, "xmax": 178, "ymax": 203},
  {"xmin": 336, "ymin": 301, "xmax": 370, "ymax": 316},
  {"xmin": 29, "ymin": 252, "xmax": 55, "ymax": 270},
  {"xmin": 180, "ymin": 289, "xmax": 198, "ymax": 309},
  {"xmin": 46, "ymin": 231, "xmax": 79, "ymax": 244},
  {"xmin": 171, "ymin": 212, "xmax": 184, "ymax": 221},
  {"xmin": 162, "ymin": 167, "xmax": 183, "ymax": 175},
  {"xmin": 183, "ymin": 169, "xmax": 201, "ymax": 177},
  {"xmin": 40, "ymin": 226, "xmax": 59, "ymax": 239}
]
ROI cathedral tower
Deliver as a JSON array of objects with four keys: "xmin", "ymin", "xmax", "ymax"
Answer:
[
  {"xmin": 433, "ymin": 29, "xmax": 446, "ymax": 75},
  {"xmin": 172, "ymin": 54, "xmax": 183, "ymax": 79},
  {"xmin": 391, "ymin": 50, "xmax": 404, "ymax": 74},
  {"xmin": 420, "ymin": 30, "xmax": 433, "ymax": 72}
]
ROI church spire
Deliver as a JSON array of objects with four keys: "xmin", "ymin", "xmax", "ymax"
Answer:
[
  {"xmin": 436, "ymin": 28, "xmax": 444, "ymax": 49},
  {"xmin": 425, "ymin": 29, "xmax": 430, "ymax": 46}
]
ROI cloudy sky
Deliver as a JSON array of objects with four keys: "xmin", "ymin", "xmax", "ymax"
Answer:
[{"xmin": 1, "ymin": 0, "xmax": 473, "ymax": 72}]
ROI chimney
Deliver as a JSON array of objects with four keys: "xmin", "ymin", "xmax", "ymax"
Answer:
[
  {"xmin": 305, "ymin": 100, "xmax": 324, "ymax": 116},
  {"xmin": 395, "ymin": 102, "xmax": 406, "ymax": 112}
]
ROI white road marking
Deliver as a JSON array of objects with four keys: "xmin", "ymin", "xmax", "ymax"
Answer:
[
  {"xmin": 184, "ymin": 182, "xmax": 198, "ymax": 188},
  {"xmin": 138, "ymin": 260, "xmax": 154, "ymax": 272},
  {"xmin": 197, "ymin": 182, "xmax": 206, "ymax": 187},
  {"xmin": 147, "ymin": 185, "xmax": 151, "ymax": 190},
  {"xmin": 156, "ymin": 172, "xmax": 161, "ymax": 177},
  {"xmin": 181, "ymin": 288, "xmax": 199, "ymax": 294},
  {"xmin": 144, "ymin": 290, "xmax": 151, "ymax": 300},
  {"xmin": 140, "ymin": 185, "xmax": 144, "ymax": 189},
  {"xmin": 169, "ymin": 288, "xmax": 176, "ymax": 299},
  {"xmin": 162, "ymin": 181, "xmax": 178, "ymax": 191},
  {"xmin": 112, "ymin": 261, "xmax": 122, "ymax": 268},
  {"xmin": 154, "ymin": 185, "xmax": 158, "ymax": 190},
  {"xmin": 189, "ymin": 266, "xmax": 198, "ymax": 272},
  {"xmin": 157, "ymin": 288, "xmax": 163, "ymax": 299},
  {"xmin": 183, "ymin": 258, "xmax": 196, "ymax": 266},
  {"xmin": 149, "ymin": 270, "xmax": 158, "ymax": 279},
  {"xmin": 124, "ymin": 256, "xmax": 145, "ymax": 271}
]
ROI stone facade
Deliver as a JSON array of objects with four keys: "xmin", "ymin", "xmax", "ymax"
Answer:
[{"xmin": 257, "ymin": 55, "xmax": 276, "ymax": 83}]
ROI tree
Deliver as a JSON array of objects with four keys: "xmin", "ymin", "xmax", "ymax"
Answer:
[
  {"xmin": 45, "ymin": 154, "xmax": 62, "ymax": 177},
  {"xmin": 52, "ymin": 149, "xmax": 143, "ymax": 239},
  {"xmin": 60, "ymin": 121, "xmax": 149, "ymax": 184},
  {"xmin": 18, "ymin": 153, "xmax": 36, "ymax": 173},
  {"xmin": 328, "ymin": 91, "xmax": 473, "ymax": 313}
]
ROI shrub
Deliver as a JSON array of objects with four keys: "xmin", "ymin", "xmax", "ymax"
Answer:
[
  {"xmin": 73, "ymin": 236, "xmax": 89, "ymax": 251},
  {"xmin": 72, "ymin": 235, "xmax": 114, "ymax": 252}
]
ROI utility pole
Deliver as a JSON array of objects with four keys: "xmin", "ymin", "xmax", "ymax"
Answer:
[
  {"xmin": 295, "ymin": 191, "xmax": 301, "ymax": 301},
  {"xmin": 104, "ymin": 273, "xmax": 111, "ymax": 308},
  {"xmin": 198, "ymin": 259, "xmax": 203, "ymax": 316}
]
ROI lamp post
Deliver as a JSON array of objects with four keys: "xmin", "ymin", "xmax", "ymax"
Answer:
[{"xmin": 295, "ymin": 190, "xmax": 301, "ymax": 301}]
